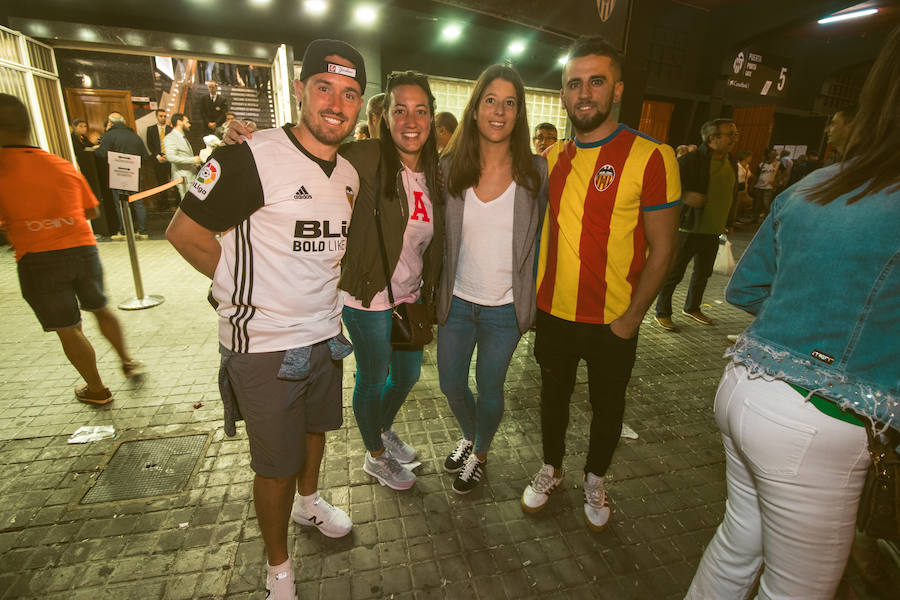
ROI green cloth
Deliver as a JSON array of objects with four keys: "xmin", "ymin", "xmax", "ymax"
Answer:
[
  {"xmin": 788, "ymin": 383, "xmax": 865, "ymax": 427},
  {"xmin": 686, "ymin": 156, "xmax": 734, "ymax": 234}
]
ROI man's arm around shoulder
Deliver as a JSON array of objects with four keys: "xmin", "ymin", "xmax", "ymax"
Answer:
[{"xmin": 166, "ymin": 209, "xmax": 221, "ymax": 279}]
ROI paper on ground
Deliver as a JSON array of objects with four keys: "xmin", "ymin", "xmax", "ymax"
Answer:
[{"xmin": 68, "ymin": 425, "xmax": 116, "ymax": 444}]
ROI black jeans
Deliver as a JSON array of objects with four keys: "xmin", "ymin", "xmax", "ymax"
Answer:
[
  {"xmin": 655, "ymin": 231, "xmax": 719, "ymax": 317},
  {"xmin": 534, "ymin": 310, "xmax": 638, "ymax": 476}
]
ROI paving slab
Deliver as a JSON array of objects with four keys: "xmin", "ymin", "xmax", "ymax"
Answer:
[{"xmin": 0, "ymin": 231, "xmax": 888, "ymax": 599}]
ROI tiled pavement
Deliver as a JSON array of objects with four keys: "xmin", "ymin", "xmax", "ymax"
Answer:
[{"xmin": 0, "ymin": 230, "xmax": 884, "ymax": 599}]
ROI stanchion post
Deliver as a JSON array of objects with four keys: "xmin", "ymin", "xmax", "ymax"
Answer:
[{"xmin": 117, "ymin": 194, "xmax": 164, "ymax": 310}]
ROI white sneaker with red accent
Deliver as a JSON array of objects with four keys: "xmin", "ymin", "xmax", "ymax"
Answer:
[
  {"xmin": 521, "ymin": 463, "xmax": 566, "ymax": 513},
  {"xmin": 583, "ymin": 472, "xmax": 611, "ymax": 531}
]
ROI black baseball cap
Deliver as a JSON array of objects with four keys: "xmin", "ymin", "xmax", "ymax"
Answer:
[{"xmin": 299, "ymin": 39, "xmax": 366, "ymax": 94}]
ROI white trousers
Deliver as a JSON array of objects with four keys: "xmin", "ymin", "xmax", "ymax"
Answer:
[{"xmin": 686, "ymin": 363, "xmax": 869, "ymax": 600}]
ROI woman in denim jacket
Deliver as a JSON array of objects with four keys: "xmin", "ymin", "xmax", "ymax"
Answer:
[{"xmin": 687, "ymin": 25, "xmax": 900, "ymax": 600}]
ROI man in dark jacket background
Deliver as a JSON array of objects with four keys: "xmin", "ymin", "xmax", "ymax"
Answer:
[
  {"xmin": 200, "ymin": 81, "xmax": 228, "ymax": 135},
  {"xmin": 654, "ymin": 118, "xmax": 739, "ymax": 331},
  {"xmin": 94, "ymin": 112, "xmax": 151, "ymax": 239}
]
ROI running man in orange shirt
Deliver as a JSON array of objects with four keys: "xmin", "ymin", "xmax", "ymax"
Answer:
[{"xmin": 0, "ymin": 94, "xmax": 142, "ymax": 405}]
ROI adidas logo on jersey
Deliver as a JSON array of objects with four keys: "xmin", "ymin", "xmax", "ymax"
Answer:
[{"xmin": 294, "ymin": 185, "xmax": 312, "ymax": 200}]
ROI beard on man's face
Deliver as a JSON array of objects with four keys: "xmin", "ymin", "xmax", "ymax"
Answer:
[{"xmin": 300, "ymin": 108, "xmax": 351, "ymax": 146}]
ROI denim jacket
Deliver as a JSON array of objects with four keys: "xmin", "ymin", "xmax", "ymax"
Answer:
[{"xmin": 725, "ymin": 164, "xmax": 899, "ymax": 432}]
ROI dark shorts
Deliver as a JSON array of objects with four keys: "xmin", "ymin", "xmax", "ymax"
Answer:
[
  {"xmin": 224, "ymin": 342, "xmax": 343, "ymax": 478},
  {"xmin": 17, "ymin": 245, "xmax": 107, "ymax": 331}
]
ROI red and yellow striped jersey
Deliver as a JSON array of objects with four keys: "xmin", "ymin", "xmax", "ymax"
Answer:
[{"xmin": 536, "ymin": 125, "xmax": 681, "ymax": 323}]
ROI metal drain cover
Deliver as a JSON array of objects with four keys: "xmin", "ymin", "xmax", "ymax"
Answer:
[{"xmin": 81, "ymin": 434, "xmax": 208, "ymax": 503}]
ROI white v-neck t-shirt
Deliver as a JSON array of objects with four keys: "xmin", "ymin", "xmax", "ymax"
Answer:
[{"xmin": 452, "ymin": 181, "xmax": 516, "ymax": 306}]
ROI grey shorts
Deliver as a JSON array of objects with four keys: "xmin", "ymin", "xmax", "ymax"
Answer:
[{"xmin": 224, "ymin": 342, "xmax": 343, "ymax": 477}]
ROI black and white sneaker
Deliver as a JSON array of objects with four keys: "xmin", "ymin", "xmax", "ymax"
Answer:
[
  {"xmin": 444, "ymin": 439, "xmax": 474, "ymax": 473},
  {"xmin": 452, "ymin": 452, "xmax": 485, "ymax": 495}
]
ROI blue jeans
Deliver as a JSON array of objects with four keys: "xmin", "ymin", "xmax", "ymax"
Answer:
[
  {"xmin": 111, "ymin": 189, "xmax": 147, "ymax": 235},
  {"xmin": 437, "ymin": 296, "xmax": 522, "ymax": 455},
  {"xmin": 342, "ymin": 305, "xmax": 423, "ymax": 452}
]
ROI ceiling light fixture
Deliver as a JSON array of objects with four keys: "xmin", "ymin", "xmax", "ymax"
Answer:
[
  {"xmin": 249, "ymin": 0, "xmax": 272, "ymax": 6},
  {"xmin": 442, "ymin": 23, "xmax": 462, "ymax": 41},
  {"xmin": 557, "ymin": 54, "xmax": 569, "ymax": 66},
  {"xmin": 303, "ymin": 0, "xmax": 328, "ymax": 15},
  {"xmin": 818, "ymin": 8, "xmax": 878, "ymax": 24},
  {"xmin": 354, "ymin": 5, "xmax": 378, "ymax": 26},
  {"xmin": 508, "ymin": 40, "xmax": 526, "ymax": 56}
]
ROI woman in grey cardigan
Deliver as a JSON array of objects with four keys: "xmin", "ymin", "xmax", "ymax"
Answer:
[{"xmin": 436, "ymin": 64, "xmax": 549, "ymax": 494}]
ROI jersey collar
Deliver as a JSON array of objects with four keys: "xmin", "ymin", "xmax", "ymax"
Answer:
[{"xmin": 574, "ymin": 123, "xmax": 624, "ymax": 149}]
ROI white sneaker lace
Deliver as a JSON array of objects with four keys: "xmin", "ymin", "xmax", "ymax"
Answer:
[
  {"xmin": 584, "ymin": 478, "xmax": 607, "ymax": 507},
  {"xmin": 382, "ymin": 429, "xmax": 405, "ymax": 451},
  {"xmin": 459, "ymin": 453, "xmax": 481, "ymax": 482},
  {"xmin": 450, "ymin": 439, "xmax": 473, "ymax": 461},
  {"xmin": 382, "ymin": 453, "xmax": 408, "ymax": 476},
  {"xmin": 531, "ymin": 464, "xmax": 559, "ymax": 493}
]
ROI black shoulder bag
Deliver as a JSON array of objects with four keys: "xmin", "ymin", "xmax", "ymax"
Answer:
[
  {"xmin": 374, "ymin": 186, "xmax": 433, "ymax": 351},
  {"xmin": 857, "ymin": 422, "xmax": 900, "ymax": 541}
]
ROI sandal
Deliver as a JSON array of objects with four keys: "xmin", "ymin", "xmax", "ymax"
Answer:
[
  {"xmin": 75, "ymin": 385, "xmax": 113, "ymax": 405},
  {"xmin": 122, "ymin": 360, "xmax": 145, "ymax": 379}
]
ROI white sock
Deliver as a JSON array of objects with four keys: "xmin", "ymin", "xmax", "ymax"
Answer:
[
  {"xmin": 267, "ymin": 557, "xmax": 291, "ymax": 573},
  {"xmin": 299, "ymin": 492, "xmax": 318, "ymax": 509}
]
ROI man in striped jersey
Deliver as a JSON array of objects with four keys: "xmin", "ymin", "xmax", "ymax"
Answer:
[
  {"xmin": 167, "ymin": 39, "xmax": 366, "ymax": 600},
  {"xmin": 521, "ymin": 36, "xmax": 682, "ymax": 531}
]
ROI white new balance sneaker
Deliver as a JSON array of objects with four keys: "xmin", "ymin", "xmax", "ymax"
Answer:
[
  {"xmin": 291, "ymin": 492, "xmax": 352, "ymax": 538},
  {"xmin": 265, "ymin": 558, "xmax": 297, "ymax": 600},
  {"xmin": 583, "ymin": 472, "xmax": 611, "ymax": 531},
  {"xmin": 521, "ymin": 464, "xmax": 566, "ymax": 513}
]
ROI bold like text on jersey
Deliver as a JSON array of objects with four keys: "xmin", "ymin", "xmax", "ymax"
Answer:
[{"xmin": 293, "ymin": 220, "xmax": 348, "ymax": 253}]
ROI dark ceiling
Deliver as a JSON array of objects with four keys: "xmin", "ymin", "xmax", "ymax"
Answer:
[{"xmin": 4, "ymin": 0, "xmax": 898, "ymax": 95}]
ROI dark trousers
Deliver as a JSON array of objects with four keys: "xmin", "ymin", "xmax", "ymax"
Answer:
[
  {"xmin": 534, "ymin": 310, "xmax": 638, "ymax": 476},
  {"xmin": 655, "ymin": 231, "xmax": 719, "ymax": 317}
]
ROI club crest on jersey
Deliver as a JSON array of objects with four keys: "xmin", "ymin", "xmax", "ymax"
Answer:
[
  {"xmin": 190, "ymin": 158, "xmax": 221, "ymax": 199},
  {"xmin": 345, "ymin": 185, "xmax": 355, "ymax": 204},
  {"xmin": 593, "ymin": 164, "xmax": 616, "ymax": 192}
]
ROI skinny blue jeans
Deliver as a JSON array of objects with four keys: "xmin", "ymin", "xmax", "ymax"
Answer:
[
  {"xmin": 342, "ymin": 305, "xmax": 423, "ymax": 452},
  {"xmin": 437, "ymin": 296, "xmax": 522, "ymax": 455}
]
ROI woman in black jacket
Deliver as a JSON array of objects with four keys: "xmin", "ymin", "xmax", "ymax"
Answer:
[{"xmin": 338, "ymin": 72, "xmax": 444, "ymax": 491}]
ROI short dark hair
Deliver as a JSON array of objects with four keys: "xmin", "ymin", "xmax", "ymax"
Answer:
[
  {"xmin": 435, "ymin": 111, "xmax": 458, "ymax": 134},
  {"xmin": 155, "ymin": 108, "xmax": 166, "ymax": 115},
  {"xmin": 566, "ymin": 36, "xmax": 624, "ymax": 81},
  {"xmin": 170, "ymin": 112, "xmax": 186, "ymax": 127},
  {"xmin": 534, "ymin": 122, "xmax": 557, "ymax": 135},
  {"xmin": 0, "ymin": 93, "xmax": 31, "ymax": 134},
  {"xmin": 71, "ymin": 118, "xmax": 86, "ymax": 127}
]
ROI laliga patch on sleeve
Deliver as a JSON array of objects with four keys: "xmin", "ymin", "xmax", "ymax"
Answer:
[
  {"xmin": 326, "ymin": 63, "xmax": 356, "ymax": 78},
  {"xmin": 189, "ymin": 158, "xmax": 221, "ymax": 200}
]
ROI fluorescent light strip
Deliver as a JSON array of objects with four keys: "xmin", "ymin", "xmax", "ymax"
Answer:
[{"xmin": 818, "ymin": 8, "xmax": 878, "ymax": 25}]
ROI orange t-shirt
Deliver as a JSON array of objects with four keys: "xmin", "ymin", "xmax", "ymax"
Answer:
[{"xmin": 0, "ymin": 146, "xmax": 98, "ymax": 261}]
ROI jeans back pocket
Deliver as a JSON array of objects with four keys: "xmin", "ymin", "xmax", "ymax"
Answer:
[{"xmin": 739, "ymin": 397, "xmax": 817, "ymax": 477}]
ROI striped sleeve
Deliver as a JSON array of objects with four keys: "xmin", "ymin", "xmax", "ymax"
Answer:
[{"xmin": 640, "ymin": 144, "xmax": 682, "ymax": 211}]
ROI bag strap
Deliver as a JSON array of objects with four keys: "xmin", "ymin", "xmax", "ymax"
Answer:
[{"xmin": 373, "ymin": 166, "xmax": 397, "ymax": 307}]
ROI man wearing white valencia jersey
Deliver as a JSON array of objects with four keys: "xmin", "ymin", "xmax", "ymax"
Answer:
[{"xmin": 166, "ymin": 39, "xmax": 366, "ymax": 600}]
